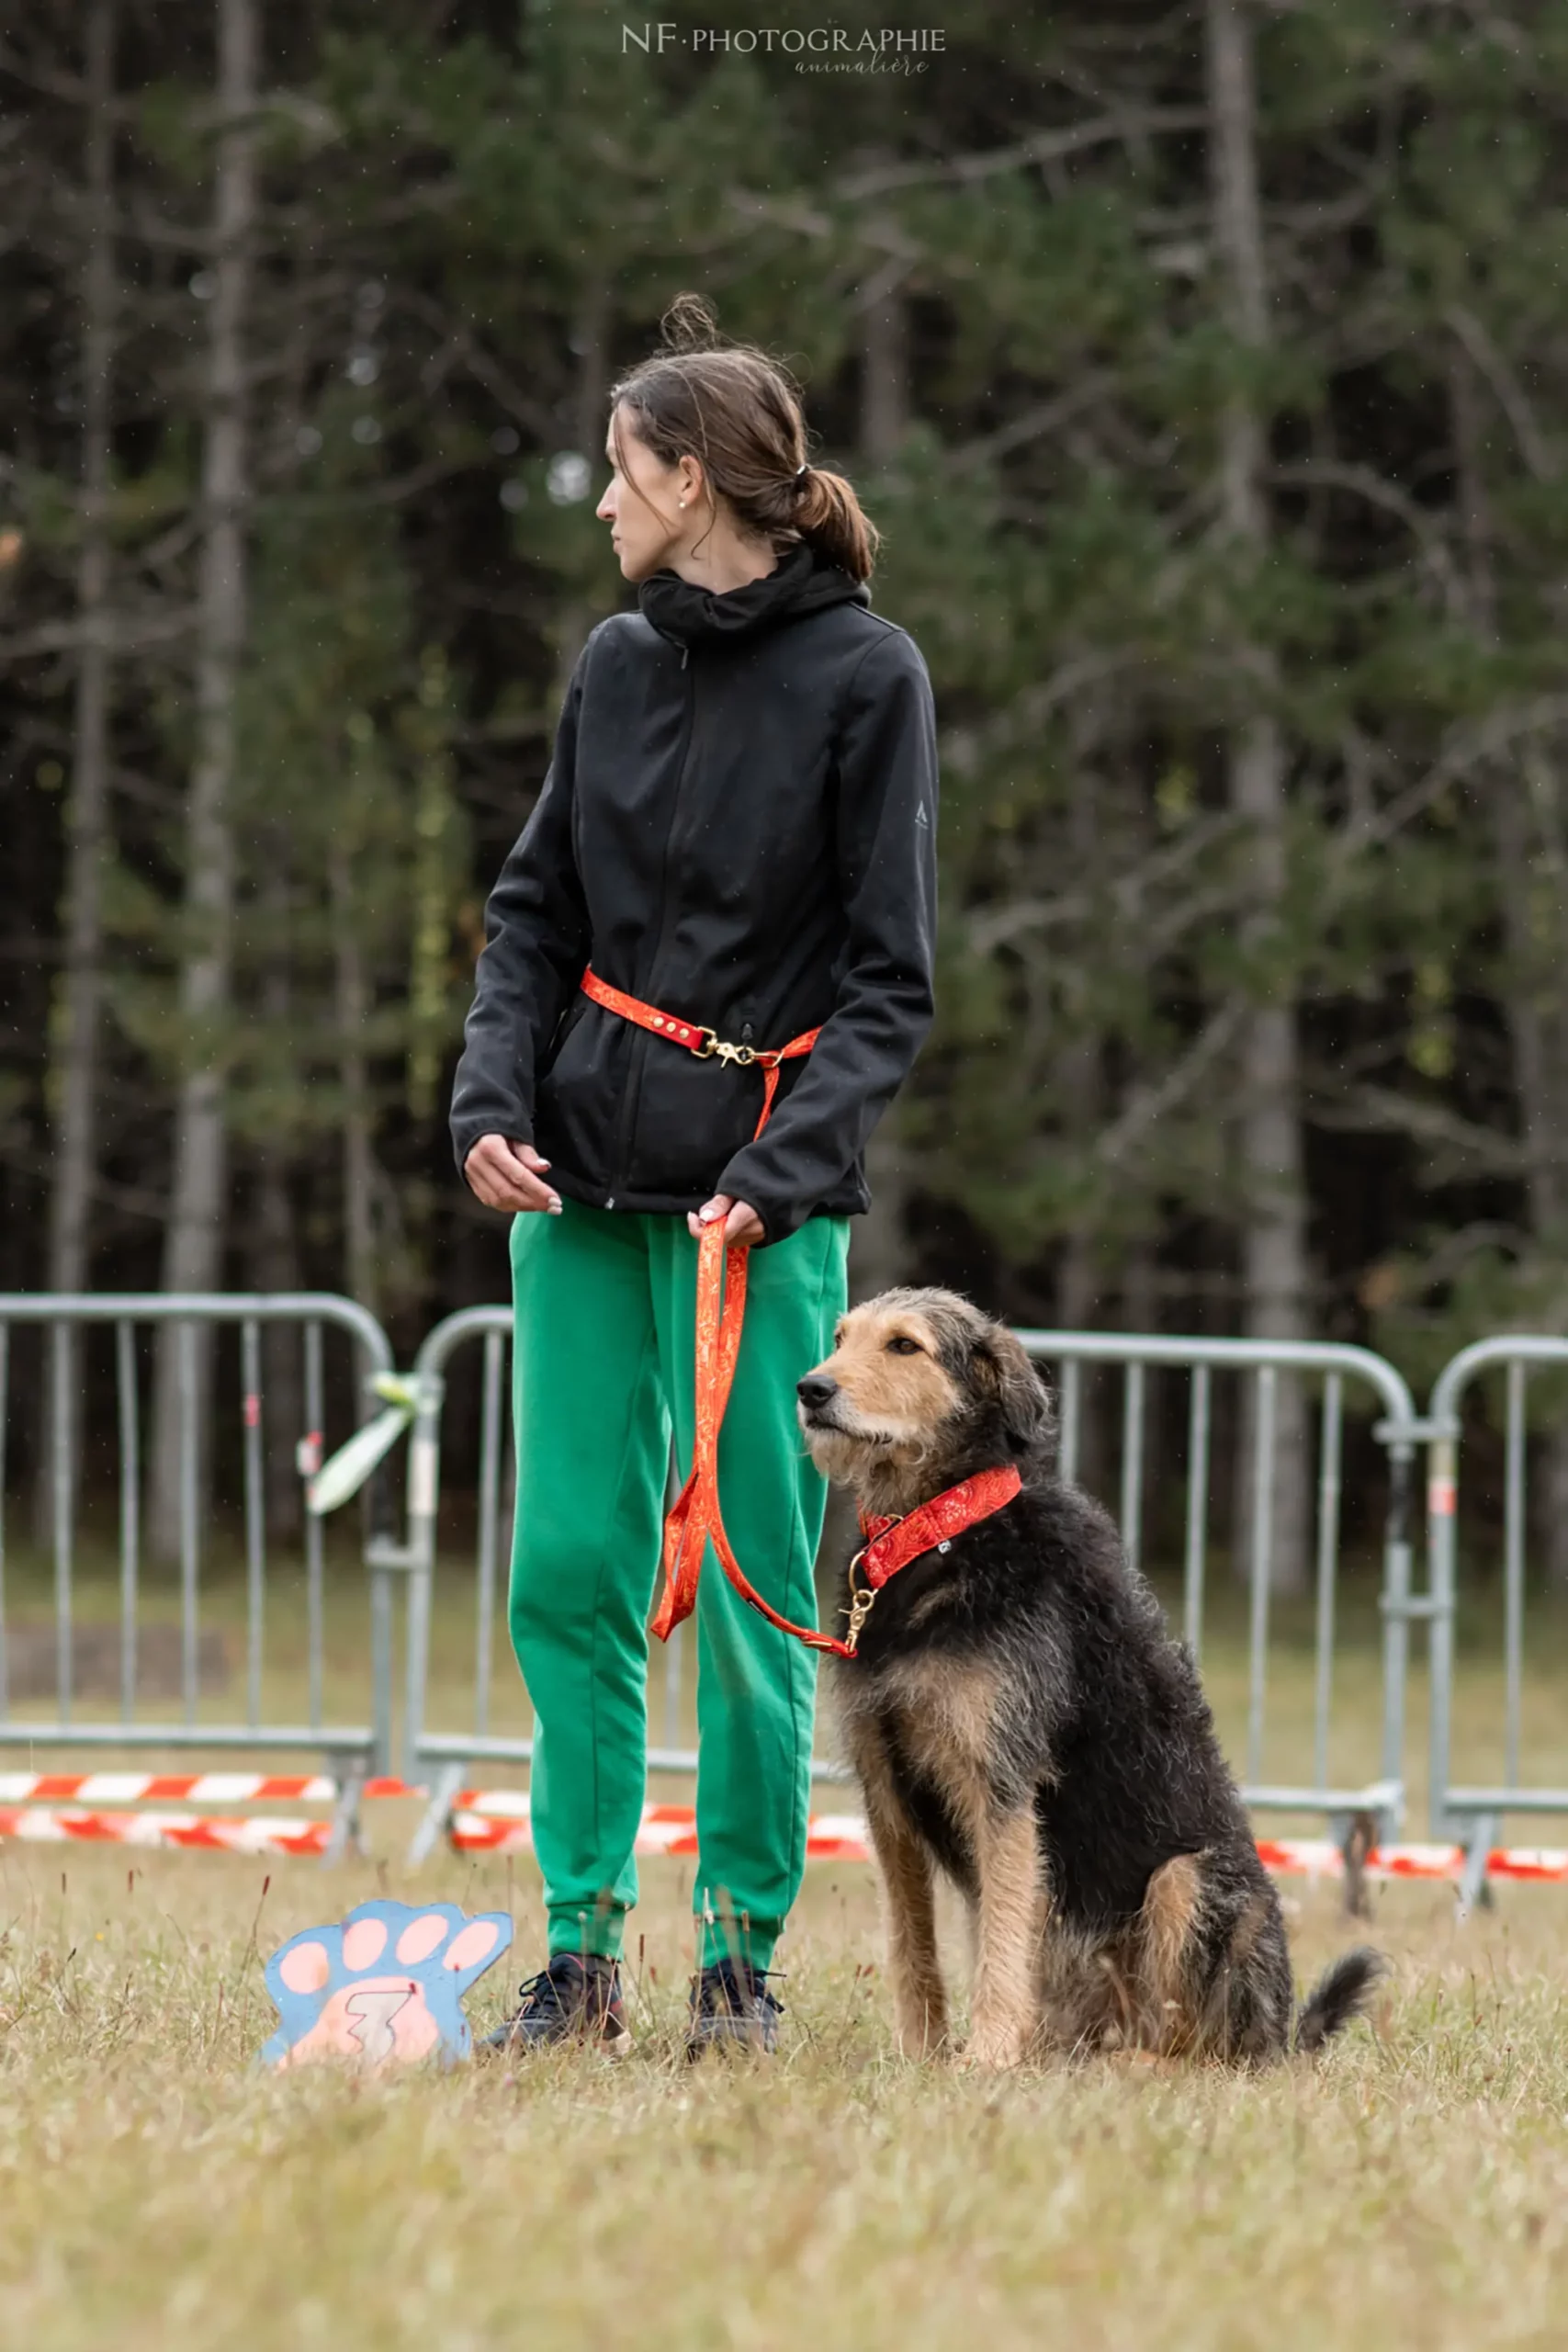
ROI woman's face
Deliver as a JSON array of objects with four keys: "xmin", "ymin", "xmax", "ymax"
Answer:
[{"xmin": 598, "ymin": 407, "xmax": 698, "ymax": 582}]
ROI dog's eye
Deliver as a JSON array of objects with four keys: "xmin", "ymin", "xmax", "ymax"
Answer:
[{"xmin": 886, "ymin": 1335, "xmax": 923, "ymax": 1356}]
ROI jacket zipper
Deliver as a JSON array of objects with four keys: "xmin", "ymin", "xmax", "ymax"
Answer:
[{"xmin": 607, "ymin": 639, "xmax": 696, "ymax": 1201}]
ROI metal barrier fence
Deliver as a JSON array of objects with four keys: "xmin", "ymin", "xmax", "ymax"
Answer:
[
  {"xmin": 1425, "ymin": 1335, "xmax": 1568, "ymax": 1904},
  {"xmin": 20, "ymin": 1287, "xmax": 1568, "ymax": 1906},
  {"xmin": 0, "ymin": 1295, "xmax": 400, "ymax": 1844},
  {"xmin": 399, "ymin": 1309, "xmax": 1421, "ymax": 1863},
  {"xmin": 1017, "ymin": 1333, "xmax": 1416, "ymax": 1838}
]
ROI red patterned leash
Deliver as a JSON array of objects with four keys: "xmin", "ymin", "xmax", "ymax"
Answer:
[
  {"xmin": 653, "ymin": 1217, "xmax": 853, "ymax": 1652},
  {"xmin": 581, "ymin": 967, "xmax": 820, "ymax": 1130},
  {"xmin": 580, "ymin": 967, "xmax": 1023, "ymax": 1657},
  {"xmin": 658, "ymin": 1247, "xmax": 1023, "ymax": 1657},
  {"xmin": 579, "ymin": 965, "xmax": 831, "ymax": 1650}
]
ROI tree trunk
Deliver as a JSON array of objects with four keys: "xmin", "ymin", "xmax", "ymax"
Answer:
[
  {"xmin": 39, "ymin": 0, "xmax": 118, "ymax": 1547},
  {"xmin": 551, "ymin": 278, "xmax": 609, "ymax": 691},
  {"xmin": 1208, "ymin": 0, "xmax": 1309, "ymax": 1592},
  {"xmin": 1121, "ymin": 1238, "xmax": 1163, "ymax": 1535},
  {"xmin": 1450, "ymin": 343, "xmax": 1568, "ymax": 1582},
  {"xmin": 50, "ymin": 0, "xmax": 117, "ymax": 1303},
  {"xmin": 248, "ymin": 847, "xmax": 302, "ymax": 1539},
  {"xmin": 1054, "ymin": 711, "xmax": 1108, "ymax": 1491},
  {"xmin": 859, "ymin": 269, "xmax": 910, "ymax": 469},
  {"xmin": 329, "ymin": 834, "xmax": 379, "ymax": 1318},
  {"xmin": 849, "ymin": 260, "xmax": 915, "ymax": 1305},
  {"xmin": 250, "ymin": 1151, "xmax": 303, "ymax": 1541},
  {"xmin": 148, "ymin": 0, "xmax": 256, "ymax": 1557}
]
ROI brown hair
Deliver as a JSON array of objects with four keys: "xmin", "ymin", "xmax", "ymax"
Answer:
[{"xmin": 608, "ymin": 293, "xmax": 880, "ymax": 582}]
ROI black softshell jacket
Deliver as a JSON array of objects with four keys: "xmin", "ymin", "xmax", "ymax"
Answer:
[{"xmin": 449, "ymin": 543, "xmax": 939, "ymax": 1245}]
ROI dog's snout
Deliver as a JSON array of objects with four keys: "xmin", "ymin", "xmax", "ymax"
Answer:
[{"xmin": 796, "ymin": 1373, "xmax": 839, "ymax": 1410}]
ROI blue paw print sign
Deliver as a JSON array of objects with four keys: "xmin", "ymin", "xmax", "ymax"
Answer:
[{"xmin": 260, "ymin": 1899, "xmax": 513, "ymax": 2070}]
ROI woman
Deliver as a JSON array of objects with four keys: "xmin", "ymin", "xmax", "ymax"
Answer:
[{"xmin": 450, "ymin": 299, "xmax": 938, "ymax": 2053}]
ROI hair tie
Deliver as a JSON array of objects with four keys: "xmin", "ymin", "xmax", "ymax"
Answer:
[{"xmin": 795, "ymin": 463, "xmax": 807, "ymax": 481}]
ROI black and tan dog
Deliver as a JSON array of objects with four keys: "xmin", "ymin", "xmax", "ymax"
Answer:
[{"xmin": 796, "ymin": 1287, "xmax": 1384, "ymax": 2070}]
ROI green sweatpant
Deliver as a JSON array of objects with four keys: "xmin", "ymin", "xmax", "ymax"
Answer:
[{"xmin": 508, "ymin": 1198, "xmax": 849, "ymax": 1973}]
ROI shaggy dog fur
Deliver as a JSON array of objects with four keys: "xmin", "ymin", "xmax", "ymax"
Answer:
[{"xmin": 796, "ymin": 1287, "xmax": 1384, "ymax": 2071}]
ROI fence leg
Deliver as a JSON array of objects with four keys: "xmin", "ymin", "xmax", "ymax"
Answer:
[
  {"xmin": 407, "ymin": 1760, "xmax": 466, "ymax": 1867},
  {"xmin": 1456, "ymin": 1814, "xmax": 1495, "ymax": 1919},
  {"xmin": 1333, "ymin": 1807, "xmax": 1379, "ymax": 1922},
  {"xmin": 322, "ymin": 1760, "xmax": 367, "ymax": 1864}
]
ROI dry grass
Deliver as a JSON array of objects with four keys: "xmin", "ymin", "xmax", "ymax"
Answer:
[
  {"xmin": 2, "ymin": 1836, "xmax": 1567, "ymax": 2352},
  {"xmin": 5, "ymin": 1524, "xmax": 1568, "ymax": 2347}
]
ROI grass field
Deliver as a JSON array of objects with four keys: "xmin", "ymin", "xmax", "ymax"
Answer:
[
  {"xmin": 5, "ymin": 1525, "xmax": 1568, "ymax": 2349},
  {"xmin": 3, "ymin": 1839, "xmax": 1568, "ymax": 2351}
]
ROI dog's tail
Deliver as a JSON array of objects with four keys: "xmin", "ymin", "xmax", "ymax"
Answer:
[{"xmin": 1294, "ymin": 1947, "xmax": 1386, "ymax": 2054}]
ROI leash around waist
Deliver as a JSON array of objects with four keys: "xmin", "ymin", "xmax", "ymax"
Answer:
[
  {"xmin": 580, "ymin": 967, "xmax": 1023, "ymax": 1659},
  {"xmin": 581, "ymin": 966, "xmax": 819, "ymax": 1137}
]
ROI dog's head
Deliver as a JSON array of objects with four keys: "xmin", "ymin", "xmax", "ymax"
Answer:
[{"xmin": 796, "ymin": 1287, "xmax": 1054, "ymax": 1510}]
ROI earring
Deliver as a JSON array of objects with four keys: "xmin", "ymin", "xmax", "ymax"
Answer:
[{"xmin": 678, "ymin": 498, "xmax": 687, "ymax": 508}]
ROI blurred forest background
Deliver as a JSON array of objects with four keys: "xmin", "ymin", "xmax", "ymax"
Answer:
[{"xmin": 4, "ymin": 1, "xmax": 1568, "ymax": 1572}]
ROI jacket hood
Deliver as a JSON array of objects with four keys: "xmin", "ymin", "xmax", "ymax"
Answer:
[{"xmin": 637, "ymin": 541, "xmax": 870, "ymax": 649}]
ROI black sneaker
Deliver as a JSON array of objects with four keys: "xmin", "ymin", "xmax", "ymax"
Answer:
[
  {"xmin": 482, "ymin": 1953, "xmax": 631, "ymax": 2057},
  {"xmin": 686, "ymin": 1957, "xmax": 784, "ymax": 2056}
]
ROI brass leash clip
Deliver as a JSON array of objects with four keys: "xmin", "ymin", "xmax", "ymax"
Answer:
[
  {"xmin": 696, "ymin": 1030, "xmax": 758, "ymax": 1069},
  {"xmin": 843, "ymin": 1549, "xmax": 878, "ymax": 1656}
]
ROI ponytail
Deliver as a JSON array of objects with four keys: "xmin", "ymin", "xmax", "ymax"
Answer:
[{"xmin": 794, "ymin": 465, "xmax": 879, "ymax": 583}]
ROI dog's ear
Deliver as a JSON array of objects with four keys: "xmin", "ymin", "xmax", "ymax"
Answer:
[{"xmin": 972, "ymin": 1326, "xmax": 1054, "ymax": 1459}]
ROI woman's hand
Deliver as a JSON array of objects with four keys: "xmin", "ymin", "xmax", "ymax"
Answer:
[
  {"xmin": 689, "ymin": 1193, "xmax": 763, "ymax": 1248},
  {"xmin": 464, "ymin": 1136, "xmax": 562, "ymax": 1216}
]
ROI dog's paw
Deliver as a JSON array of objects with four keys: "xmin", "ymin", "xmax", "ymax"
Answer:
[
  {"xmin": 261, "ymin": 1900, "xmax": 513, "ymax": 2071},
  {"xmin": 956, "ymin": 2033, "xmax": 1028, "ymax": 2074},
  {"xmin": 894, "ymin": 2002, "xmax": 951, "ymax": 2063},
  {"xmin": 1104, "ymin": 2044, "xmax": 1168, "ymax": 2075},
  {"xmin": 957, "ymin": 2004, "xmax": 1036, "ymax": 2072}
]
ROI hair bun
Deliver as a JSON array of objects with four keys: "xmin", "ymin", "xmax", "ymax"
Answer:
[{"xmin": 660, "ymin": 291, "xmax": 722, "ymax": 354}]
